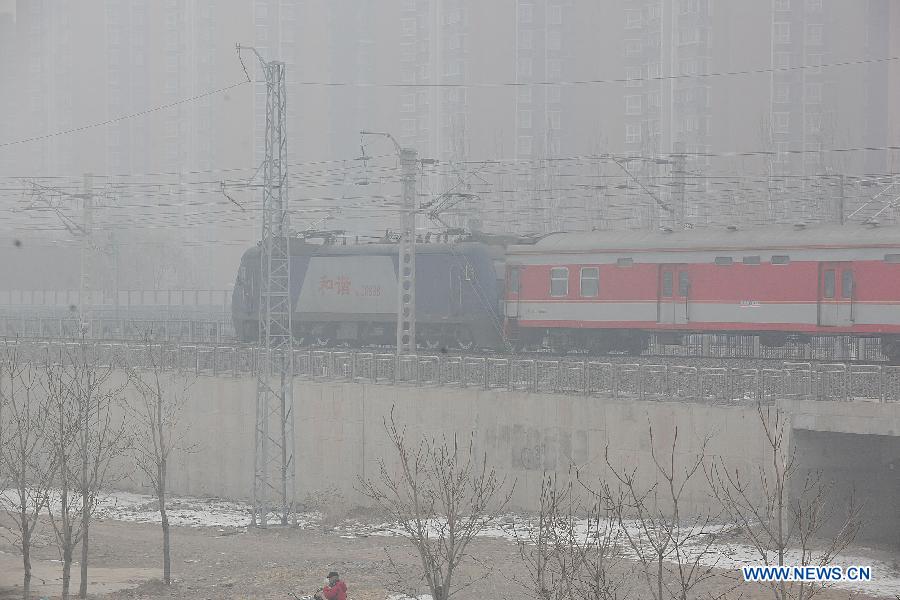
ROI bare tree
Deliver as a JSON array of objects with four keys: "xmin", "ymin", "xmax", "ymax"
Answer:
[
  {"xmin": 359, "ymin": 411, "xmax": 513, "ymax": 600},
  {"xmin": 514, "ymin": 473, "xmax": 629, "ymax": 600},
  {"xmin": 127, "ymin": 337, "xmax": 194, "ymax": 584},
  {"xmin": 45, "ymin": 337, "xmax": 129, "ymax": 600},
  {"xmin": 0, "ymin": 342, "xmax": 58, "ymax": 599},
  {"xmin": 707, "ymin": 403, "xmax": 860, "ymax": 600},
  {"xmin": 604, "ymin": 423, "xmax": 724, "ymax": 600}
]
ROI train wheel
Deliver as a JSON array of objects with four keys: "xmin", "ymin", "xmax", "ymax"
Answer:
[{"xmin": 315, "ymin": 336, "xmax": 331, "ymax": 347}]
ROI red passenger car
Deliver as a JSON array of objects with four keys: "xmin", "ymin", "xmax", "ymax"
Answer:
[{"xmin": 504, "ymin": 224, "xmax": 900, "ymax": 361}]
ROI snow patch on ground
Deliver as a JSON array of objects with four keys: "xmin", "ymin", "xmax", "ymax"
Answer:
[{"xmin": 9, "ymin": 490, "xmax": 896, "ymax": 598}]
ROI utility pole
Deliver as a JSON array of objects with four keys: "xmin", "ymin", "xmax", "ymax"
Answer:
[
  {"xmin": 360, "ymin": 131, "xmax": 427, "ymax": 355},
  {"xmin": 671, "ymin": 142, "xmax": 686, "ymax": 227},
  {"xmin": 837, "ymin": 174, "xmax": 846, "ymax": 225},
  {"xmin": 238, "ymin": 45, "xmax": 295, "ymax": 527},
  {"xmin": 397, "ymin": 147, "xmax": 418, "ymax": 354},
  {"xmin": 79, "ymin": 174, "xmax": 93, "ymax": 332}
]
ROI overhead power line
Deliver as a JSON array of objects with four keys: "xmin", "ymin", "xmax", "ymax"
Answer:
[
  {"xmin": 0, "ymin": 80, "xmax": 250, "ymax": 150},
  {"xmin": 284, "ymin": 55, "xmax": 900, "ymax": 88}
]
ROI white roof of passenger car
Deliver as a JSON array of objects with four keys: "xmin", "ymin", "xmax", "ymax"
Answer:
[{"xmin": 508, "ymin": 224, "xmax": 900, "ymax": 254}]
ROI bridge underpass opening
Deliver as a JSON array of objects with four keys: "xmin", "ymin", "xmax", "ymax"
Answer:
[{"xmin": 792, "ymin": 428, "xmax": 900, "ymax": 548}]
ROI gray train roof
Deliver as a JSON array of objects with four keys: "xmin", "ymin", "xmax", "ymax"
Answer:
[{"xmin": 508, "ymin": 224, "xmax": 900, "ymax": 254}]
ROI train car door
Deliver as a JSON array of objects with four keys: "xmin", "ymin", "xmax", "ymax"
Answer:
[
  {"xmin": 658, "ymin": 264, "xmax": 690, "ymax": 324},
  {"xmin": 818, "ymin": 262, "xmax": 854, "ymax": 326}
]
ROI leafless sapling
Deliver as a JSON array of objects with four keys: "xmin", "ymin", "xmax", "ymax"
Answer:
[
  {"xmin": 127, "ymin": 337, "xmax": 195, "ymax": 584},
  {"xmin": 513, "ymin": 472, "xmax": 629, "ymax": 600},
  {"xmin": 706, "ymin": 403, "xmax": 860, "ymax": 600},
  {"xmin": 604, "ymin": 423, "xmax": 725, "ymax": 600},
  {"xmin": 0, "ymin": 342, "xmax": 59, "ymax": 600},
  {"xmin": 359, "ymin": 411, "xmax": 513, "ymax": 600},
  {"xmin": 46, "ymin": 337, "xmax": 129, "ymax": 600}
]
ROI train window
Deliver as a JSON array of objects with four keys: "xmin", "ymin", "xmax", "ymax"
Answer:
[
  {"xmin": 841, "ymin": 270, "xmax": 854, "ymax": 299},
  {"xmin": 771, "ymin": 255, "xmax": 790, "ymax": 265},
  {"xmin": 464, "ymin": 264, "xmax": 475, "ymax": 281},
  {"xmin": 885, "ymin": 254, "xmax": 900, "ymax": 263},
  {"xmin": 617, "ymin": 257, "xmax": 634, "ymax": 267},
  {"xmin": 662, "ymin": 271, "xmax": 673, "ymax": 297},
  {"xmin": 678, "ymin": 271, "xmax": 690, "ymax": 296},
  {"xmin": 550, "ymin": 267, "xmax": 569, "ymax": 297},
  {"xmin": 823, "ymin": 269, "xmax": 835, "ymax": 298},
  {"xmin": 743, "ymin": 256, "xmax": 761, "ymax": 265},
  {"xmin": 714, "ymin": 256, "xmax": 733, "ymax": 265},
  {"xmin": 508, "ymin": 268, "xmax": 520, "ymax": 293},
  {"xmin": 580, "ymin": 267, "xmax": 599, "ymax": 297}
]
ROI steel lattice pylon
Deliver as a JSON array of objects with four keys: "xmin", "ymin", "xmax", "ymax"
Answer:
[
  {"xmin": 396, "ymin": 148, "xmax": 418, "ymax": 354},
  {"xmin": 242, "ymin": 47, "xmax": 295, "ymax": 528}
]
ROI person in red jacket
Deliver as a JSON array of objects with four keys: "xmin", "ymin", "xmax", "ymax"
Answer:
[{"xmin": 318, "ymin": 571, "xmax": 347, "ymax": 600}]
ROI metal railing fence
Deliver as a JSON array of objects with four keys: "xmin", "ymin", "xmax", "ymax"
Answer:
[{"xmin": 6, "ymin": 341, "xmax": 899, "ymax": 404}]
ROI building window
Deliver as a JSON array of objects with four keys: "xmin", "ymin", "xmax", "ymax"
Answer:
[
  {"xmin": 807, "ymin": 53, "xmax": 824, "ymax": 74},
  {"xmin": 518, "ymin": 110, "xmax": 532, "ymax": 129},
  {"xmin": 548, "ymin": 59, "xmax": 562, "ymax": 79},
  {"xmin": 580, "ymin": 267, "xmax": 599, "ymax": 297},
  {"xmin": 773, "ymin": 22, "xmax": 791, "ymax": 44},
  {"xmin": 625, "ymin": 10, "xmax": 642, "ymax": 29},
  {"xmin": 774, "ymin": 82, "xmax": 790, "ymax": 103},
  {"xmin": 625, "ymin": 122, "xmax": 642, "ymax": 144},
  {"xmin": 518, "ymin": 135, "xmax": 533, "ymax": 155},
  {"xmin": 806, "ymin": 23, "xmax": 823, "ymax": 45},
  {"xmin": 624, "ymin": 39, "xmax": 642, "ymax": 57},
  {"xmin": 400, "ymin": 94, "xmax": 415, "ymax": 113},
  {"xmin": 775, "ymin": 0, "xmax": 791, "ymax": 10},
  {"xmin": 519, "ymin": 59, "xmax": 533, "ymax": 77},
  {"xmin": 548, "ymin": 85, "xmax": 562, "ymax": 104},
  {"xmin": 550, "ymin": 267, "xmax": 569, "ymax": 297},
  {"xmin": 805, "ymin": 112, "xmax": 822, "ymax": 134},
  {"xmin": 774, "ymin": 52, "xmax": 791, "ymax": 69},
  {"xmin": 625, "ymin": 66, "xmax": 642, "ymax": 87},
  {"xmin": 806, "ymin": 0, "xmax": 823, "ymax": 11},
  {"xmin": 518, "ymin": 87, "xmax": 533, "ymax": 104},
  {"xmin": 806, "ymin": 82, "xmax": 822, "ymax": 103},
  {"xmin": 519, "ymin": 29, "xmax": 533, "ymax": 50},
  {"xmin": 549, "ymin": 5, "xmax": 562, "ymax": 25},
  {"xmin": 774, "ymin": 112, "xmax": 790, "ymax": 133},
  {"xmin": 519, "ymin": 4, "xmax": 533, "ymax": 23},
  {"xmin": 549, "ymin": 111, "xmax": 561, "ymax": 130},
  {"xmin": 548, "ymin": 30, "xmax": 562, "ymax": 51},
  {"xmin": 625, "ymin": 94, "xmax": 642, "ymax": 115}
]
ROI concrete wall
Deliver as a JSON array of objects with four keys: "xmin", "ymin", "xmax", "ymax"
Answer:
[{"xmin": 123, "ymin": 374, "xmax": 777, "ymax": 514}]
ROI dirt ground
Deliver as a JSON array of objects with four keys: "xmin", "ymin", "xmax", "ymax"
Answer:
[{"xmin": 0, "ymin": 515, "xmax": 895, "ymax": 600}]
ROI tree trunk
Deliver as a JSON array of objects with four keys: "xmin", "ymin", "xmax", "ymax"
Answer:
[
  {"xmin": 161, "ymin": 481, "xmax": 170, "ymax": 585},
  {"xmin": 62, "ymin": 545, "xmax": 73, "ymax": 600},
  {"xmin": 22, "ymin": 526, "xmax": 31, "ymax": 600},
  {"xmin": 79, "ymin": 489, "xmax": 89, "ymax": 598}
]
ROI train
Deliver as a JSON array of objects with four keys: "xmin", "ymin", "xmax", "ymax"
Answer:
[{"xmin": 232, "ymin": 224, "xmax": 900, "ymax": 362}]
